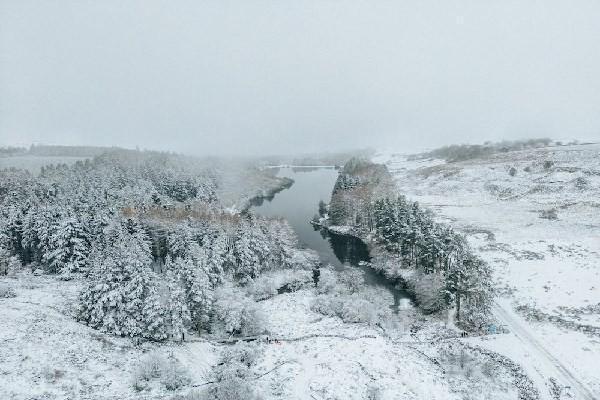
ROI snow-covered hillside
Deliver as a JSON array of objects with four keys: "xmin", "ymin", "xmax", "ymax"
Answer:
[
  {"xmin": 375, "ymin": 143, "xmax": 600, "ymax": 398},
  {"xmin": 0, "ymin": 271, "xmax": 527, "ymax": 400},
  {"xmin": 0, "ymin": 273, "xmax": 216, "ymax": 400}
]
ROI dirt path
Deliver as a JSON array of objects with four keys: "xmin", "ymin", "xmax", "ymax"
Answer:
[{"xmin": 493, "ymin": 302, "xmax": 597, "ymax": 400}]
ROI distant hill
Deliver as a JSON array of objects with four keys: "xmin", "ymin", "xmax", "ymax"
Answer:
[
  {"xmin": 260, "ymin": 148, "xmax": 376, "ymax": 167},
  {"xmin": 27, "ymin": 144, "xmax": 124, "ymax": 157},
  {"xmin": 412, "ymin": 138, "xmax": 554, "ymax": 163}
]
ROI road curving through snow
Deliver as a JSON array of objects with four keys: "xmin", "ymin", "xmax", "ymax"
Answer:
[{"xmin": 493, "ymin": 300, "xmax": 597, "ymax": 400}]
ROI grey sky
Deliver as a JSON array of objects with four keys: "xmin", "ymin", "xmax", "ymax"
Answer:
[{"xmin": 1, "ymin": 1, "xmax": 599, "ymax": 155}]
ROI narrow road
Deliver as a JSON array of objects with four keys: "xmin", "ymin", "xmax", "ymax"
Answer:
[{"xmin": 493, "ymin": 302, "xmax": 597, "ymax": 400}]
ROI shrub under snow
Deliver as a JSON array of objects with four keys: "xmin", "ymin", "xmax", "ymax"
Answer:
[
  {"xmin": 316, "ymin": 268, "xmax": 337, "ymax": 294},
  {"xmin": 201, "ymin": 342, "xmax": 264, "ymax": 400},
  {"xmin": 247, "ymin": 276, "xmax": 278, "ymax": 301},
  {"xmin": 337, "ymin": 269, "xmax": 364, "ymax": 294},
  {"xmin": 409, "ymin": 271, "xmax": 446, "ymax": 314},
  {"xmin": 247, "ymin": 269, "xmax": 314, "ymax": 301},
  {"xmin": 312, "ymin": 293, "xmax": 379, "ymax": 324},
  {"xmin": 132, "ymin": 352, "xmax": 191, "ymax": 392},
  {"xmin": 0, "ymin": 284, "xmax": 16, "ymax": 298},
  {"xmin": 212, "ymin": 282, "xmax": 266, "ymax": 336}
]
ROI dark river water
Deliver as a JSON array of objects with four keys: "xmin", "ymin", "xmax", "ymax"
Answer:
[{"xmin": 251, "ymin": 167, "xmax": 411, "ymax": 312}]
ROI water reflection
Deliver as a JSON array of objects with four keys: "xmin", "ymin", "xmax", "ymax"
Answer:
[
  {"xmin": 251, "ymin": 167, "xmax": 411, "ymax": 313},
  {"xmin": 324, "ymin": 229, "xmax": 371, "ymax": 266},
  {"xmin": 247, "ymin": 193, "xmax": 275, "ymax": 207}
]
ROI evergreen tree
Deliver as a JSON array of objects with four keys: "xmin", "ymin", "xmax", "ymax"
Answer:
[
  {"xmin": 318, "ymin": 200, "xmax": 327, "ymax": 217},
  {"xmin": 167, "ymin": 249, "xmax": 213, "ymax": 331},
  {"xmin": 0, "ymin": 244, "xmax": 11, "ymax": 276},
  {"xmin": 45, "ymin": 216, "xmax": 89, "ymax": 276},
  {"xmin": 78, "ymin": 220, "xmax": 167, "ymax": 340},
  {"xmin": 166, "ymin": 269, "xmax": 191, "ymax": 341}
]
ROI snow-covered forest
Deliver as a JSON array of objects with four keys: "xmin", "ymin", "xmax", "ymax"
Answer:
[
  {"xmin": 324, "ymin": 158, "xmax": 493, "ymax": 330},
  {"xmin": 0, "ymin": 149, "xmax": 308, "ymax": 342}
]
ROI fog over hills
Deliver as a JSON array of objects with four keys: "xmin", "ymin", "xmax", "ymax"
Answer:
[{"xmin": 2, "ymin": 1, "xmax": 600, "ymax": 155}]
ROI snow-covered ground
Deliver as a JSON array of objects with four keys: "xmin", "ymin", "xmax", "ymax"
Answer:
[
  {"xmin": 1, "ymin": 271, "xmax": 527, "ymax": 400},
  {"xmin": 255, "ymin": 288, "xmax": 525, "ymax": 400},
  {"xmin": 0, "ymin": 273, "xmax": 216, "ymax": 400},
  {"xmin": 375, "ymin": 143, "xmax": 600, "ymax": 399}
]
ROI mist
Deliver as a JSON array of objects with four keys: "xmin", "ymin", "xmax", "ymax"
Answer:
[{"xmin": 1, "ymin": 0, "xmax": 599, "ymax": 156}]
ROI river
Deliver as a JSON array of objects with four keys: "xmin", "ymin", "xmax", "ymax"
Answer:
[{"xmin": 250, "ymin": 166, "xmax": 411, "ymax": 312}]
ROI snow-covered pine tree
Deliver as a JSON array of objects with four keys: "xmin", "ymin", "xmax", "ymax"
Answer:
[
  {"xmin": 0, "ymin": 218, "xmax": 12, "ymax": 275},
  {"xmin": 318, "ymin": 200, "xmax": 327, "ymax": 217},
  {"xmin": 141, "ymin": 281, "xmax": 168, "ymax": 341},
  {"xmin": 166, "ymin": 269, "xmax": 191, "ymax": 341},
  {"xmin": 167, "ymin": 223, "xmax": 194, "ymax": 260},
  {"xmin": 21, "ymin": 205, "xmax": 55, "ymax": 267},
  {"xmin": 267, "ymin": 219, "xmax": 297, "ymax": 269},
  {"xmin": 455, "ymin": 252, "xmax": 493, "ymax": 330},
  {"xmin": 45, "ymin": 215, "xmax": 89, "ymax": 276},
  {"xmin": 233, "ymin": 219, "xmax": 262, "ymax": 283},
  {"xmin": 206, "ymin": 232, "xmax": 228, "ymax": 284},
  {"xmin": 0, "ymin": 244, "xmax": 11, "ymax": 276},
  {"xmin": 167, "ymin": 249, "xmax": 213, "ymax": 331},
  {"xmin": 78, "ymin": 219, "xmax": 167, "ymax": 340}
]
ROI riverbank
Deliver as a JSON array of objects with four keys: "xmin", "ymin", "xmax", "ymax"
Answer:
[
  {"xmin": 310, "ymin": 218, "xmax": 415, "ymax": 297},
  {"xmin": 241, "ymin": 176, "xmax": 294, "ymax": 211},
  {"xmin": 250, "ymin": 167, "xmax": 412, "ymax": 310}
]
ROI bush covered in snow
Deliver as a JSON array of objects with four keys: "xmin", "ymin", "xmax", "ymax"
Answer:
[
  {"xmin": 540, "ymin": 208, "xmax": 558, "ymax": 220},
  {"xmin": 161, "ymin": 359, "xmax": 192, "ymax": 391},
  {"xmin": 171, "ymin": 390, "xmax": 203, "ymax": 400},
  {"xmin": 247, "ymin": 276, "xmax": 278, "ymax": 301},
  {"xmin": 0, "ymin": 283, "xmax": 16, "ymax": 298},
  {"xmin": 316, "ymin": 267, "xmax": 337, "ymax": 294},
  {"xmin": 337, "ymin": 268, "xmax": 365, "ymax": 294},
  {"xmin": 201, "ymin": 342, "xmax": 264, "ymax": 400},
  {"xmin": 0, "ymin": 253, "xmax": 21, "ymax": 276},
  {"xmin": 212, "ymin": 282, "xmax": 266, "ymax": 336},
  {"xmin": 311, "ymin": 268, "xmax": 396, "ymax": 325},
  {"xmin": 312, "ymin": 293, "xmax": 379, "ymax": 324},
  {"xmin": 338, "ymin": 296, "xmax": 378, "ymax": 324},
  {"xmin": 408, "ymin": 271, "xmax": 446, "ymax": 314},
  {"xmin": 278, "ymin": 269, "xmax": 314, "ymax": 292},
  {"xmin": 132, "ymin": 352, "xmax": 191, "ymax": 392},
  {"xmin": 247, "ymin": 268, "xmax": 314, "ymax": 301},
  {"xmin": 574, "ymin": 176, "xmax": 590, "ymax": 190}
]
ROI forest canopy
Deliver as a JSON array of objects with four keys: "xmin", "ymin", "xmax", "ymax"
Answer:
[{"xmin": 0, "ymin": 149, "xmax": 306, "ymax": 340}]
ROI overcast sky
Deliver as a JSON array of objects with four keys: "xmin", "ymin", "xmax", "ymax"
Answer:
[{"xmin": 1, "ymin": 1, "xmax": 599, "ymax": 155}]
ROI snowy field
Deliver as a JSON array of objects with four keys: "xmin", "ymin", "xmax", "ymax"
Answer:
[
  {"xmin": 0, "ymin": 273, "xmax": 217, "ymax": 400},
  {"xmin": 375, "ymin": 143, "xmax": 600, "ymax": 398},
  {"xmin": 1, "ymin": 271, "xmax": 526, "ymax": 400}
]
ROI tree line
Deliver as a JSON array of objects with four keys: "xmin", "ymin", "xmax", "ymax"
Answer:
[
  {"xmin": 412, "ymin": 138, "xmax": 553, "ymax": 163},
  {"xmin": 328, "ymin": 158, "xmax": 493, "ymax": 330}
]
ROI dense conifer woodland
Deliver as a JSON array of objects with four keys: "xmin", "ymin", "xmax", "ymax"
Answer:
[
  {"xmin": 327, "ymin": 158, "xmax": 494, "ymax": 330},
  {"xmin": 0, "ymin": 150, "xmax": 306, "ymax": 341}
]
